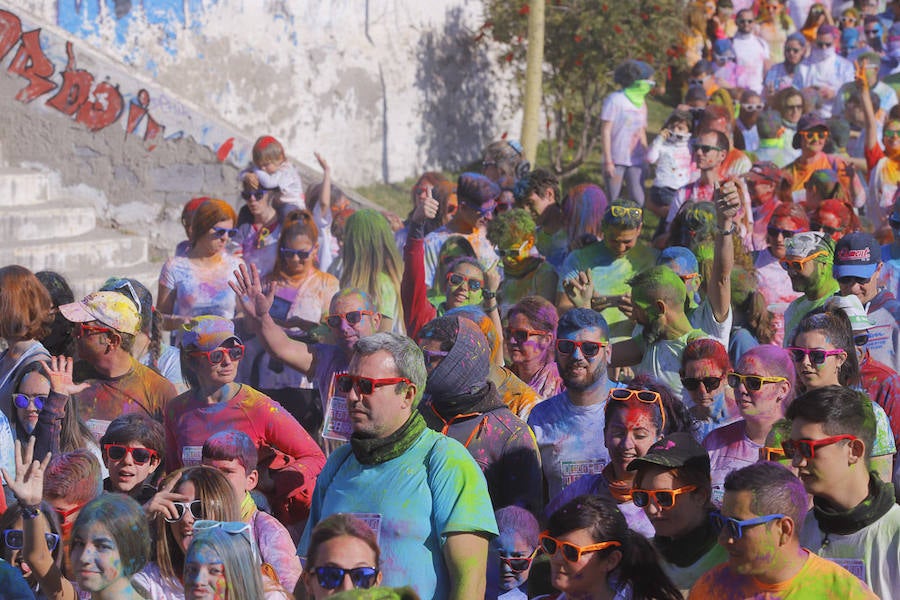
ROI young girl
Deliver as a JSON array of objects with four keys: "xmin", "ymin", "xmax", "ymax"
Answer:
[
  {"xmin": 240, "ymin": 135, "xmax": 305, "ymax": 208},
  {"xmin": 646, "ymin": 109, "xmax": 695, "ymax": 219}
]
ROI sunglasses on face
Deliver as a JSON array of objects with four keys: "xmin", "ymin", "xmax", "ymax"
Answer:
[
  {"xmin": 462, "ymin": 201, "xmax": 496, "ymax": 218},
  {"xmin": 211, "ymin": 227, "xmax": 238, "ymax": 239},
  {"xmin": 498, "ymin": 549, "xmax": 538, "ymax": 572},
  {"xmin": 742, "ymin": 103, "xmax": 764, "ymax": 112},
  {"xmin": 241, "ymin": 189, "xmax": 270, "ymax": 202},
  {"xmin": 325, "ymin": 310, "xmax": 375, "ymax": 329},
  {"xmin": 784, "ymin": 102, "xmax": 804, "ymax": 111},
  {"xmin": 538, "ymin": 533, "xmax": 621, "ymax": 563},
  {"xmin": 631, "ymin": 485, "xmax": 697, "ymax": 509},
  {"xmin": 165, "ymin": 500, "xmax": 203, "ymax": 523},
  {"xmin": 866, "ymin": 29, "xmax": 881, "ymax": 36},
  {"xmin": 694, "ymin": 144, "xmax": 724, "ymax": 154},
  {"xmin": 784, "ymin": 47, "xmax": 803, "ymax": 54},
  {"xmin": 711, "ymin": 512, "xmax": 785, "ymax": 539},
  {"xmin": 496, "ymin": 241, "xmax": 529, "ymax": 258},
  {"xmin": 609, "ymin": 205, "xmax": 643, "ymax": 219},
  {"xmin": 189, "ymin": 345, "xmax": 245, "ymax": 365},
  {"xmin": 759, "ymin": 446, "xmax": 787, "ymax": 461},
  {"xmin": 891, "ymin": 217, "xmax": 900, "ymax": 229},
  {"xmin": 556, "ymin": 338, "xmax": 606, "ymax": 357},
  {"xmin": 737, "ymin": 19, "xmax": 754, "ymax": 25},
  {"xmin": 280, "ymin": 247, "xmax": 313, "ymax": 260},
  {"xmin": 840, "ymin": 16, "xmax": 856, "ymax": 23},
  {"xmin": 727, "ymin": 372, "xmax": 788, "ymax": 392},
  {"xmin": 838, "ymin": 275, "xmax": 872, "ymax": 287},
  {"xmin": 104, "ymin": 444, "xmax": 158, "ymax": 465},
  {"xmin": 779, "ymin": 250, "xmax": 829, "ymax": 271},
  {"xmin": 12, "ymin": 393, "xmax": 45, "ymax": 410},
  {"xmin": 446, "ymin": 272, "xmax": 484, "ymax": 292},
  {"xmin": 608, "ymin": 388, "xmax": 667, "ymax": 430},
  {"xmin": 786, "ymin": 346, "xmax": 844, "ymax": 365},
  {"xmin": 75, "ymin": 323, "xmax": 113, "ymax": 339},
  {"xmin": 688, "ymin": 78, "xmax": 707, "ymax": 86},
  {"xmin": 885, "ymin": 130, "xmax": 900, "ymax": 139},
  {"xmin": 313, "ymin": 566, "xmax": 379, "ymax": 590},
  {"xmin": 800, "ymin": 130, "xmax": 828, "ymax": 142},
  {"xmin": 766, "ymin": 225, "xmax": 797, "ymax": 239},
  {"xmin": 854, "ymin": 332, "xmax": 870, "ymax": 346},
  {"xmin": 782, "ymin": 434, "xmax": 858, "ymax": 459},
  {"xmin": 680, "ymin": 376, "xmax": 723, "ymax": 392},
  {"xmin": 2, "ymin": 529, "xmax": 59, "ymax": 552},
  {"xmin": 506, "ymin": 327, "xmax": 549, "ymax": 344},
  {"xmin": 336, "ymin": 374, "xmax": 412, "ymax": 395},
  {"xmin": 811, "ymin": 222, "xmax": 842, "ymax": 236}
]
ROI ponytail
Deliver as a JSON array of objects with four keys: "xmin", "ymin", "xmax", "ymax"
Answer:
[{"xmin": 148, "ymin": 306, "xmax": 163, "ymax": 371}]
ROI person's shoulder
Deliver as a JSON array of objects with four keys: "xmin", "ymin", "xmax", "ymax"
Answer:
[
  {"xmin": 688, "ymin": 561, "xmax": 739, "ymax": 598},
  {"xmin": 527, "ymin": 392, "xmax": 568, "ymax": 423},
  {"xmin": 703, "ymin": 420, "xmax": 745, "ymax": 450}
]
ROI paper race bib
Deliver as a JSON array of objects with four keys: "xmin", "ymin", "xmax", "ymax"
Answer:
[
  {"xmin": 349, "ymin": 513, "xmax": 382, "ymax": 545},
  {"xmin": 182, "ymin": 445, "xmax": 203, "ymax": 466},
  {"xmin": 322, "ymin": 396, "xmax": 352, "ymax": 441},
  {"xmin": 561, "ymin": 459, "xmax": 606, "ymax": 487},
  {"xmin": 86, "ymin": 419, "xmax": 112, "ymax": 442}
]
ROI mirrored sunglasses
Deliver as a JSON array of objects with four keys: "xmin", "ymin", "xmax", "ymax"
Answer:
[
  {"xmin": 314, "ymin": 566, "xmax": 379, "ymax": 590},
  {"xmin": 12, "ymin": 393, "xmax": 45, "ymax": 410}
]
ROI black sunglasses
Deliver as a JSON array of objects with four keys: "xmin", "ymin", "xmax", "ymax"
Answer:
[
  {"xmin": 280, "ymin": 247, "xmax": 313, "ymax": 260},
  {"xmin": 313, "ymin": 566, "xmax": 379, "ymax": 590},
  {"xmin": 681, "ymin": 376, "xmax": 723, "ymax": 392},
  {"xmin": 766, "ymin": 225, "xmax": 797, "ymax": 238},
  {"xmin": 854, "ymin": 332, "xmax": 869, "ymax": 346}
]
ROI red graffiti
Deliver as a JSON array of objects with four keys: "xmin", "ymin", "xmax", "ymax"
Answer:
[
  {"xmin": 0, "ymin": 9, "xmax": 161, "ymax": 146},
  {"xmin": 8, "ymin": 30, "xmax": 57, "ymax": 102},
  {"xmin": 216, "ymin": 137, "xmax": 235, "ymax": 162},
  {"xmin": 0, "ymin": 10, "xmax": 22, "ymax": 60}
]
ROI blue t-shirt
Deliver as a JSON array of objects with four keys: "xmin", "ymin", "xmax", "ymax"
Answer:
[
  {"xmin": 0, "ymin": 559, "xmax": 34, "ymax": 599},
  {"xmin": 298, "ymin": 428, "xmax": 498, "ymax": 600}
]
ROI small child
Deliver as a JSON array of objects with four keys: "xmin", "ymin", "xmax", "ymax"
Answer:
[
  {"xmin": 240, "ymin": 135, "xmax": 306, "ymax": 208},
  {"xmin": 646, "ymin": 109, "xmax": 695, "ymax": 218}
]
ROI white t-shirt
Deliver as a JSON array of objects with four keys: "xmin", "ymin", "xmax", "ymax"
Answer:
[
  {"xmin": 528, "ymin": 390, "xmax": 611, "ymax": 504},
  {"xmin": 601, "ymin": 91, "xmax": 647, "ymax": 167},
  {"xmin": 732, "ymin": 34, "xmax": 770, "ymax": 94}
]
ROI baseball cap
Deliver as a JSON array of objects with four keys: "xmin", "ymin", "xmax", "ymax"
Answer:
[
  {"xmin": 793, "ymin": 114, "xmax": 829, "ymax": 149},
  {"xmin": 833, "ymin": 232, "xmax": 880, "ymax": 279},
  {"xmin": 180, "ymin": 316, "xmax": 242, "ymax": 351},
  {"xmin": 59, "ymin": 291, "xmax": 141, "ymax": 335},
  {"xmin": 785, "ymin": 231, "xmax": 833, "ymax": 260},
  {"xmin": 748, "ymin": 161, "xmax": 782, "ymax": 183},
  {"xmin": 825, "ymin": 294, "xmax": 875, "ymax": 332},
  {"xmin": 627, "ymin": 433, "xmax": 711, "ymax": 473}
]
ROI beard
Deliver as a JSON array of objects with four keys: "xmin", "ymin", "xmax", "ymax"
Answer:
[{"xmin": 561, "ymin": 358, "xmax": 605, "ymax": 391}]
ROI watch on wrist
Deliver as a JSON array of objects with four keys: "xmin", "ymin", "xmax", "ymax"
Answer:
[
  {"xmin": 482, "ymin": 290, "xmax": 497, "ymax": 300},
  {"xmin": 718, "ymin": 223, "xmax": 736, "ymax": 235}
]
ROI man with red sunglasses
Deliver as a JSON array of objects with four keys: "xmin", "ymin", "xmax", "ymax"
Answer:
[
  {"xmin": 299, "ymin": 332, "xmax": 497, "ymax": 600},
  {"xmin": 56, "ymin": 291, "xmax": 176, "ymax": 439},
  {"xmin": 787, "ymin": 385, "xmax": 900, "ymax": 599}
]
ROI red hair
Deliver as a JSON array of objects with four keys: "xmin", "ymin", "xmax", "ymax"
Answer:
[{"xmin": 680, "ymin": 338, "xmax": 730, "ymax": 374}]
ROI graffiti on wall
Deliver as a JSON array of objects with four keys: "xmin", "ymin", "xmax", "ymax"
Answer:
[{"xmin": 0, "ymin": 8, "xmax": 241, "ymax": 160}]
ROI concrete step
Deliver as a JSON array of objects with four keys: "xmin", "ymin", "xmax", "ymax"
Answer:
[
  {"xmin": 0, "ymin": 168, "xmax": 50, "ymax": 207},
  {"xmin": 71, "ymin": 261, "xmax": 163, "ymax": 300},
  {"xmin": 0, "ymin": 201, "xmax": 95, "ymax": 241},
  {"xmin": 0, "ymin": 230, "xmax": 148, "ymax": 274}
]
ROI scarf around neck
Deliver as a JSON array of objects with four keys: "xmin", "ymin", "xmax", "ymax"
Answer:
[
  {"xmin": 350, "ymin": 410, "xmax": 427, "ymax": 465},
  {"xmin": 813, "ymin": 471, "xmax": 896, "ymax": 535}
]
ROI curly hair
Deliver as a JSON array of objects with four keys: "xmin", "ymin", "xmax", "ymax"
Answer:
[{"xmin": 487, "ymin": 208, "xmax": 535, "ymax": 248}]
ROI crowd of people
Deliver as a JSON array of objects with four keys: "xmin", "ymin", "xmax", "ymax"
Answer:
[{"xmin": 5, "ymin": 0, "xmax": 900, "ymax": 598}]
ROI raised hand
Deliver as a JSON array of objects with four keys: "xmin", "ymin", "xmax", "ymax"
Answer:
[
  {"xmin": 40, "ymin": 356, "xmax": 89, "ymax": 396},
  {"xmin": 230, "ymin": 263, "xmax": 274, "ymax": 323},
  {"xmin": 563, "ymin": 270, "xmax": 595, "ymax": 309},
  {"xmin": 2, "ymin": 438, "xmax": 50, "ymax": 507},
  {"xmin": 144, "ymin": 477, "xmax": 191, "ymax": 521},
  {"xmin": 314, "ymin": 152, "xmax": 330, "ymax": 175}
]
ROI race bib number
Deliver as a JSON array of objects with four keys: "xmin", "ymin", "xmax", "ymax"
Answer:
[
  {"xmin": 322, "ymin": 396, "xmax": 352, "ymax": 442},
  {"xmin": 182, "ymin": 446, "xmax": 203, "ymax": 466},
  {"xmin": 828, "ymin": 558, "xmax": 867, "ymax": 583},
  {"xmin": 86, "ymin": 419, "xmax": 112, "ymax": 442},
  {"xmin": 349, "ymin": 513, "xmax": 382, "ymax": 545},
  {"xmin": 561, "ymin": 459, "xmax": 606, "ymax": 487}
]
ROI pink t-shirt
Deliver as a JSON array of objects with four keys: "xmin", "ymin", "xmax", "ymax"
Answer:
[
  {"xmin": 703, "ymin": 420, "xmax": 761, "ymax": 507},
  {"xmin": 755, "ymin": 248, "xmax": 802, "ymax": 346}
]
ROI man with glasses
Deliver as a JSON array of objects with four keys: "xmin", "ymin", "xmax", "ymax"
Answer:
[
  {"xmin": 834, "ymin": 232, "xmax": 900, "ymax": 372},
  {"xmin": 298, "ymin": 332, "xmax": 497, "ymax": 600},
  {"xmin": 57, "ymin": 291, "xmax": 176, "ymax": 438},
  {"xmin": 528, "ymin": 308, "xmax": 614, "ymax": 505},
  {"xmin": 781, "ymin": 231, "xmax": 840, "ymax": 343},
  {"xmin": 798, "ymin": 24, "xmax": 855, "ymax": 118},
  {"xmin": 784, "ymin": 114, "xmax": 866, "ymax": 206},
  {"xmin": 732, "ymin": 9, "xmax": 771, "ymax": 94},
  {"xmin": 661, "ymin": 130, "xmax": 733, "ymax": 233},
  {"xmin": 786, "ymin": 385, "xmax": 900, "ymax": 599},
  {"xmin": 417, "ymin": 315, "xmax": 542, "ymax": 513},
  {"xmin": 690, "ymin": 461, "xmax": 877, "ymax": 598},
  {"xmin": 422, "ymin": 172, "xmax": 501, "ymax": 288},
  {"xmin": 233, "ymin": 266, "xmax": 380, "ymax": 418},
  {"xmin": 558, "ymin": 201, "xmax": 656, "ymax": 339},
  {"xmin": 628, "ymin": 432, "xmax": 726, "ymax": 592}
]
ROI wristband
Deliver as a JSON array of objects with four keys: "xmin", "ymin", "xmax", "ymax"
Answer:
[
  {"xmin": 20, "ymin": 505, "xmax": 41, "ymax": 520},
  {"xmin": 483, "ymin": 302, "xmax": 499, "ymax": 313},
  {"xmin": 718, "ymin": 224, "xmax": 736, "ymax": 235},
  {"xmin": 482, "ymin": 290, "xmax": 497, "ymax": 300}
]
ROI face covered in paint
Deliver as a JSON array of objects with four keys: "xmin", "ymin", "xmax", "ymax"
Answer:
[
  {"xmin": 718, "ymin": 489, "xmax": 786, "ymax": 578},
  {"xmin": 766, "ymin": 216, "xmax": 804, "ymax": 260},
  {"xmin": 492, "ymin": 531, "xmax": 536, "ymax": 592},
  {"xmin": 443, "ymin": 262, "xmax": 485, "ymax": 309},
  {"xmin": 184, "ymin": 541, "xmax": 228, "ymax": 599},
  {"xmin": 555, "ymin": 327, "xmax": 609, "ymax": 392},
  {"xmin": 604, "ymin": 402, "xmax": 664, "ymax": 480},
  {"xmin": 506, "ymin": 312, "xmax": 554, "ymax": 370},
  {"xmin": 69, "ymin": 521, "xmax": 128, "ymax": 595},
  {"xmin": 681, "ymin": 358, "xmax": 726, "ymax": 410},
  {"xmin": 546, "ymin": 527, "xmax": 621, "ymax": 597},
  {"xmin": 782, "ymin": 252, "xmax": 828, "ymax": 295},
  {"xmin": 733, "ymin": 353, "xmax": 789, "ymax": 421}
]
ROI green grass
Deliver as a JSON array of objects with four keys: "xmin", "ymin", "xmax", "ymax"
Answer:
[{"xmin": 357, "ymin": 94, "xmax": 675, "ymax": 244}]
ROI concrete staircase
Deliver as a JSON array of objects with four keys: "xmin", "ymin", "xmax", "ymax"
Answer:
[{"xmin": 0, "ymin": 156, "xmax": 161, "ymax": 298}]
